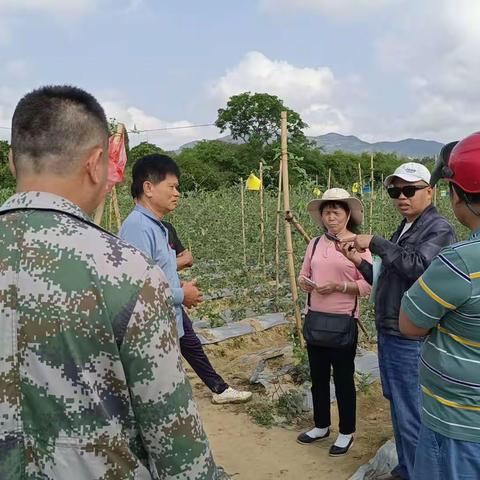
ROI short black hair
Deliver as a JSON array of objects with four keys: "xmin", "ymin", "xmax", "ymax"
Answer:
[
  {"xmin": 11, "ymin": 85, "xmax": 109, "ymax": 175},
  {"xmin": 320, "ymin": 200, "xmax": 361, "ymax": 233},
  {"xmin": 131, "ymin": 154, "xmax": 181, "ymax": 199}
]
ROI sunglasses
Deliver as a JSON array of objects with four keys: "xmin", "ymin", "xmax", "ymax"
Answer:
[{"xmin": 387, "ymin": 185, "xmax": 429, "ymax": 199}]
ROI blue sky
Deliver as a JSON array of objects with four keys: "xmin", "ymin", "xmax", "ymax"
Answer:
[{"xmin": 1, "ymin": 0, "xmax": 479, "ymax": 149}]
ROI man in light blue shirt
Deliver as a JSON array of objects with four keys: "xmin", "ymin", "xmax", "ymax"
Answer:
[
  {"xmin": 120, "ymin": 153, "xmax": 252, "ymax": 405},
  {"xmin": 120, "ymin": 155, "xmax": 202, "ymax": 338}
]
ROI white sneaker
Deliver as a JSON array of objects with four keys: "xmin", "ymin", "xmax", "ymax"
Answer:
[{"xmin": 211, "ymin": 387, "xmax": 252, "ymax": 405}]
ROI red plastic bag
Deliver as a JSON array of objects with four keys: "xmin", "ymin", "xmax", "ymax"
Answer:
[{"xmin": 107, "ymin": 133, "xmax": 127, "ymax": 190}]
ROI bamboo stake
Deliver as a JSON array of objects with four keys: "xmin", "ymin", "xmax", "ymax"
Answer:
[
  {"xmin": 381, "ymin": 173, "xmax": 385, "ymax": 200},
  {"xmin": 94, "ymin": 123, "xmax": 125, "ymax": 226},
  {"xmin": 358, "ymin": 163, "xmax": 363, "ymax": 199},
  {"xmin": 369, "ymin": 153, "xmax": 374, "ymax": 234},
  {"xmin": 275, "ymin": 162, "xmax": 283, "ymax": 300},
  {"xmin": 259, "ymin": 161, "xmax": 266, "ymax": 273},
  {"xmin": 281, "ymin": 111, "xmax": 304, "ymax": 348},
  {"xmin": 240, "ymin": 178, "xmax": 247, "ymax": 267},
  {"xmin": 327, "ymin": 168, "xmax": 332, "ymax": 189},
  {"xmin": 285, "ymin": 212, "xmax": 311, "ymax": 244},
  {"xmin": 108, "ymin": 193, "xmax": 113, "ymax": 231},
  {"xmin": 111, "ymin": 185, "xmax": 122, "ymax": 232}
]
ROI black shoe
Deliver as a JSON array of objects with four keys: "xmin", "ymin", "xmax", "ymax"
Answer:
[
  {"xmin": 296, "ymin": 428, "xmax": 330, "ymax": 445},
  {"xmin": 329, "ymin": 436, "xmax": 354, "ymax": 456}
]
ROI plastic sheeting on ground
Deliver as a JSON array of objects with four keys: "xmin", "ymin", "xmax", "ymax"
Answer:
[
  {"xmin": 348, "ymin": 439, "xmax": 397, "ymax": 480},
  {"xmin": 194, "ymin": 312, "xmax": 288, "ymax": 345}
]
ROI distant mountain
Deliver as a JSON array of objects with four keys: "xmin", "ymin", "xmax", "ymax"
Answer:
[
  {"xmin": 178, "ymin": 132, "xmax": 443, "ymax": 158},
  {"xmin": 310, "ymin": 133, "xmax": 443, "ymax": 158}
]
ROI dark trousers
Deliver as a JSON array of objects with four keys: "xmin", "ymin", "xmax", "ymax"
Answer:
[
  {"xmin": 180, "ymin": 309, "xmax": 229, "ymax": 394},
  {"xmin": 307, "ymin": 342, "xmax": 357, "ymax": 434}
]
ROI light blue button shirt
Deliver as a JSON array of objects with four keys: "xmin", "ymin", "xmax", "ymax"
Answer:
[{"xmin": 119, "ymin": 204, "xmax": 184, "ymax": 338}]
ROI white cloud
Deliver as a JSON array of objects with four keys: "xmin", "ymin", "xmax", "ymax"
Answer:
[
  {"xmin": 210, "ymin": 51, "xmax": 349, "ymax": 137},
  {"xmin": 376, "ymin": 0, "xmax": 480, "ymax": 141},
  {"xmin": 0, "ymin": 0, "xmax": 97, "ymax": 16},
  {"xmin": 102, "ymin": 100, "xmax": 220, "ymax": 151},
  {"xmin": 211, "ymin": 51, "xmax": 335, "ymax": 110},
  {"xmin": 260, "ymin": 0, "xmax": 401, "ymax": 18}
]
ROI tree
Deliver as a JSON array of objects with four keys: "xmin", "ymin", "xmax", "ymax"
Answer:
[
  {"xmin": 176, "ymin": 140, "xmax": 241, "ymax": 191},
  {"xmin": 0, "ymin": 140, "xmax": 9, "ymax": 165},
  {"xmin": 128, "ymin": 141, "xmax": 166, "ymax": 165},
  {"xmin": 215, "ymin": 92, "xmax": 308, "ymax": 146}
]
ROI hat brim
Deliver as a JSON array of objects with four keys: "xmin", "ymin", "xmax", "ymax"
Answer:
[{"xmin": 307, "ymin": 197, "xmax": 364, "ymax": 229}]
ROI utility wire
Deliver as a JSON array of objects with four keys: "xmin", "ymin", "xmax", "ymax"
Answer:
[{"xmin": 0, "ymin": 122, "xmax": 217, "ymax": 133}]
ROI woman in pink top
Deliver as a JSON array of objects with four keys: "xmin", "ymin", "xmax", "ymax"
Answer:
[{"xmin": 296, "ymin": 188, "xmax": 372, "ymax": 457}]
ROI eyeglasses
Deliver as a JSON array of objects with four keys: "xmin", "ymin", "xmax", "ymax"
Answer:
[{"xmin": 387, "ymin": 185, "xmax": 429, "ymax": 199}]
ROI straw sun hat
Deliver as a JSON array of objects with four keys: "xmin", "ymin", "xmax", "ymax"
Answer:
[{"xmin": 307, "ymin": 188, "xmax": 364, "ymax": 229}]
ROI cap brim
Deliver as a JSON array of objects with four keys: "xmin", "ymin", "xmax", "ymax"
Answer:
[{"xmin": 384, "ymin": 173, "xmax": 430, "ymax": 187}]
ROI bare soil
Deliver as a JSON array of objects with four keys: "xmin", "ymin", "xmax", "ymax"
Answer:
[{"xmin": 185, "ymin": 327, "xmax": 393, "ymax": 480}]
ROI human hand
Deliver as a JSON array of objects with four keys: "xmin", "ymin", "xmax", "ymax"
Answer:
[
  {"xmin": 182, "ymin": 279, "xmax": 203, "ymax": 307},
  {"xmin": 315, "ymin": 281, "xmax": 339, "ymax": 295},
  {"xmin": 298, "ymin": 275, "xmax": 315, "ymax": 293},
  {"xmin": 177, "ymin": 249, "xmax": 194, "ymax": 270},
  {"xmin": 336, "ymin": 242, "xmax": 363, "ymax": 267},
  {"xmin": 341, "ymin": 234, "xmax": 374, "ymax": 253}
]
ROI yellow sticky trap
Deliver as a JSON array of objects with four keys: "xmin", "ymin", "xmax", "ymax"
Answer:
[
  {"xmin": 246, "ymin": 173, "xmax": 262, "ymax": 191},
  {"xmin": 352, "ymin": 182, "xmax": 359, "ymax": 193},
  {"xmin": 313, "ymin": 187, "xmax": 322, "ymax": 197}
]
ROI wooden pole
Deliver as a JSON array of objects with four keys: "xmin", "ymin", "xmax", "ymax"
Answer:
[
  {"xmin": 108, "ymin": 193, "xmax": 113, "ymax": 231},
  {"xmin": 434, "ymin": 186, "xmax": 438, "ymax": 206},
  {"xmin": 381, "ymin": 173, "xmax": 385, "ymax": 200},
  {"xmin": 369, "ymin": 153, "xmax": 374, "ymax": 234},
  {"xmin": 259, "ymin": 161, "xmax": 266, "ymax": 273},
  {"xmin": 275, "ymin": 163, "xmax": 283, "ymax": 300},
  {"xmin": 281, "ymin": 111, "xmax": 305, "ymax": 348},
  {"xmin": 94, "ymin": 123, "xmax": 125, "ymax": 226},
  {"xmin": 240, "ymin": 178, "xmax": 247, "ymax": 267},
  {"xmin": 111, "ymin": 185, "xmax": 122, "ymax": 232},
  {"xmin": 358, "ymin": 163, "xmax": 363, "ymax": 199},
  {"xmin": 285, "ymin": 212, "xmax": 311, "ymax": 244},
  {"xmin": 327, "ymin": 168, "xmax": 332, "ymax": 189}
]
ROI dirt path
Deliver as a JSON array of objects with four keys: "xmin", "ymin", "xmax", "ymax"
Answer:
[{"xmin": 186, "ymin": 328, "xmax": 393, "ymax": 480}]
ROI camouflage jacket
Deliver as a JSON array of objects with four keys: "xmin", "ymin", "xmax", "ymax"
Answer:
[{"xmin": 0, "ymin": 192, "xmax": 228, "ymax": 480}]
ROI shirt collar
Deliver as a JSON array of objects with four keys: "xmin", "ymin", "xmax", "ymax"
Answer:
[
  {"xmin": 134, "ymin": 203, "xmax": 165, "ymax": 228},
  {"xmin": 0, "ymin": 191, "xmax": 91, "ymax": 222}
]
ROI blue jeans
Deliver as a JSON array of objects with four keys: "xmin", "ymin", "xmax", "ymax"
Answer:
[
  {"xmin": 378, "ymin": 333, "xmax": 422, "ymax": 480},
  {"xmin": 413, "ymin": 424, "xmax": 480, "ymax": 480}
]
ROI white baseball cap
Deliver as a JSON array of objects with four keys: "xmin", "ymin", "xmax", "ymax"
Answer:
[{"xmin": 384, "ymin": 162, "xmax": 431, "ymax": 187}]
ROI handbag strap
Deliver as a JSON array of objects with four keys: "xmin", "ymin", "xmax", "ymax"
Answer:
[
  {"xmin": 307, "ymin": 237, "xmax": 321, "ymax": 308},
  {"xmin": 307, "ymin": 235, "xmax": 359, "ymax": 317}
]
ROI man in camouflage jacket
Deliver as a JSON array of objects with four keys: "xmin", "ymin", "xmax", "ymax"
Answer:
[{"xmin": 0, "ymin": 85, "xmax": 228, "ymax": 479}]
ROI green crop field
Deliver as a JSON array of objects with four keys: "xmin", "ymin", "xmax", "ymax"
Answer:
[{"xmin": 1, "ymin": 177, "xmax": 466, "ymax": 338}]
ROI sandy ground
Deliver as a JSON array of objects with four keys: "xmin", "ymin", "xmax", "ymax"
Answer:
[{"xmin": 186, "ymin": 327, "xmax": 393, "ymax": 480}]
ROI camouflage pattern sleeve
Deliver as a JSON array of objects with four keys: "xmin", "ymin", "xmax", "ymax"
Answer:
[{"xmin": 120, "ymin": 264, "xmax": 229, "ymax": 479}]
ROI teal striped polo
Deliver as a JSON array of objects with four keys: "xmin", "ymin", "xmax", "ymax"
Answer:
[{"xmin": 401, "ymin": 229, "xmax": 480, "ymax": 442}]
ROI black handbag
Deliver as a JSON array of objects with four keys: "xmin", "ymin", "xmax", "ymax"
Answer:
[
  {"xmin": 302, "ymin": 236, "xmax": 358, "ymax": 348},
  {"xmin": 303, "ymin": 301, "xmax": 358, "ymax": 348}
]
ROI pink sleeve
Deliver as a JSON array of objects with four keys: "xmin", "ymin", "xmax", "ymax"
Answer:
[
  {"xmin": 299, "ymin": 239, "xmax": 314, "ymax": 281},
  {"xmin": 354, "ymin": 248, "xmax": 373, "ymax": 297}
]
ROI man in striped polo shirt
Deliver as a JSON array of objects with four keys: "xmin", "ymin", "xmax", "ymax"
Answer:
[{"xmin": 400, "ymin": 132, "xmax": 480, "ymax": 480}]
